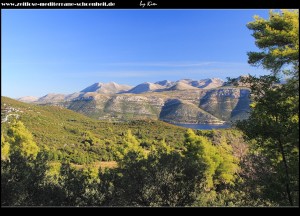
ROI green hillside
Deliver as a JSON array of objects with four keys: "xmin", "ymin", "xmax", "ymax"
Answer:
[{"xmin": 1, "ymin": 96, "xmax": 187, "ymax": 164}]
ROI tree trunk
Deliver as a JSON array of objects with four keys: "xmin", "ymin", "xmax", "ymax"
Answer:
[{"xmin": 278, "ymin": 137, "xmax": 294, "ymax": 206}]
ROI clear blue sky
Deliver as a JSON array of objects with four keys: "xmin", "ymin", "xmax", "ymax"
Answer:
[{"xmin": 2, "ymin": 9, "xmax": 271, "ymax": 98}]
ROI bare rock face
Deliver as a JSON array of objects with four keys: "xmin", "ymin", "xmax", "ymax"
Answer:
[
  {"xmin": 178, "ymin": 78, "xmax": 224, "ymax": 89},
  {"xmin": 167, "ymin": 82, "xmax": 199, "ymax": 91},
  {"xmin": 18, "ymin": 96, "xmax": 39, "ymax": 103},
  {"xmin": 126, "ymin": 82, "xmax": 166, "ymax": 94},
  {"xmin": 200, "ymin": 88, "xmax": 250, "ymax": 121},
  {"xmin": 160, "ymin": 99, "xmax": 221, "ymax": 124},
  {"xmin": 81, "ymin": 82, "xmax": 132, "ymax": 94},
  {"xmin": 18, "ymin": 79, "xmax": 251, "ymax": 124},
  {"xmin": 37, "ymin": 93, "xmax": 66, "ymax": 103},
  {"xmin": 64, "ymin": 87, "xmax": 250, "ymax": 123},
  {"xmin": 155, "ymin": 80, "xmax": 175, "ymax": 87},
  {"xmin": 104, "ymin": 95, "xmax": 164, "ymax": 116}
]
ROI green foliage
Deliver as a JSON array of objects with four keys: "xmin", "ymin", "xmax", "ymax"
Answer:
[
  {"xmin": 59, "ymin": 163, "xmax": 101, "ymax": 206},
  {"xmin": 184, "ymin": 129, "xmax": 239, "ymax": 190},
  {"xmin": 237, "ymin": 88, "xmax": 299, "ymax": 206},
  {"xmin": 235, "ymin": 9, "xmax": 299, "ymax": 206},
  {"xmin": 1, "ymin": 150, "xmax": 50, "ymax": 206},
  {"xmin": 113, "ymin": 130, "xmax": 146, "ymax": 162},
  {"xmin": 44, "ymin": 162, "xmax": 61, "ymax": 185},
  {"xmin": 97, "ymin": 130, "xmax": 241, "ymax": 206},
  {"xmin": 247, "ymin": 9, "xmax": 299, "ymax": 75},
  {"xmin": 81, "ymin": 131, "xmax": 98, "ymax": 146},
  {"xmin": 1, "ymin": 96, "xmax": 187, "ymax": 164},
  {"xmin": 1, "ymin": 123, "xmax": 247, "ymax": 206},
  {"xmin": 1, "ymin": 133, "xmax": 10, "ymax": 161},
  {"xmin": 101, "ymin": 150, "xmax": 203, "ymax": 206},
  {"xmin": 3, "ymin": 10, "xmax": 299, "ymax": 207},
  {"xmin": 7, "ymin": 121, "xmax": 40, "ymax": 160}
]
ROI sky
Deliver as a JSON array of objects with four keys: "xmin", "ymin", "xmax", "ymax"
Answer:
[{"xmin": 2, "ymin": 9, "xmax": 271, "ymax": 98}]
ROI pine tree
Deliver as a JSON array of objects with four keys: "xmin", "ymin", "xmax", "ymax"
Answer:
[{"xmin": 237, "ymin": 9, "xmax": 299, "ymax": 206}]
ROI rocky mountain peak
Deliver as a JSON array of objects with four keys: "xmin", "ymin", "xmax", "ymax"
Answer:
[{"xmin": 81, "ymin": 82, "xmax": 132, "ymax": 94}]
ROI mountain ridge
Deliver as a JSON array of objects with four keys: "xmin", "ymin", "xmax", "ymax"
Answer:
[
  {"xmin": 16, "ymin": 78, "xmax": 250, "ymax": 124},
  {"xmin": 18, "ymin": 78, "xmax": 226, "ymax": 102},
  {"xmin": 81, "ymin": 82, "xmax": 133, "ymax": 94}
]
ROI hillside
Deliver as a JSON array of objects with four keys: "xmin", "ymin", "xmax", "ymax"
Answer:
[
  {"xmin": 155, "ymin": 80, "xmax": 175, "ymax": 87},
  {"xmin": 159, "ymin": 99, "xmax": 221, "ymax": 124},
  {"xmin": 199, "ymin": 88, "xmax": 251, "ymax": 121},
  {"xmin": 16, "ymin": 78, "xmax": 251, "ymax": 124},
  {"xmin": 59, "ymin": 87, "xmax": 250, "ymax": 123},
  {"xmin": 1, "ymin": 96, "xmax": 187, "ymax": 164},
  {"xmin": 1, "ymin": 96, "xmax": 249, "ymax": 207}
]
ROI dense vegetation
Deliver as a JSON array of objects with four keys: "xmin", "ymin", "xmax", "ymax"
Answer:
[
  {"xmin": 2, "ymin": 97, "xmax": 252, "ymax": 206},
  {"xmin": 1, "ymin": 96, "xmax": 187, "ymax": 164},
  {"xmin": 1, "ymin": 10, "xmax": 299, "ymax": 207},
  {"xmin": 233, "ymin": 9, "xmax": 299, "ymax": 206},
  {"xmin": 1, "ymin": 120, "xmax": 253, "ymax": 206}
]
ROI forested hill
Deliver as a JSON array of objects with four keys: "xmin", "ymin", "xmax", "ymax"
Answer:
[
  {"xmin": 1, "ymin": 96, "xmax": 247, "ymax": 165},
  {"xmin": 1, "ymin": 96, "xmax": 188, "ymax": 163}
]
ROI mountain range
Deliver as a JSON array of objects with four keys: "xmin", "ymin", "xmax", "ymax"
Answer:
[{"xmin": 17, "ymin": 78, "xmax": 250, "ymax": 124}]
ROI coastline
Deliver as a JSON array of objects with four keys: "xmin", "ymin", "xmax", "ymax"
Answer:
[{"xmin": 162, "ymin": 120, "xmax": 228, "ymax": 125}]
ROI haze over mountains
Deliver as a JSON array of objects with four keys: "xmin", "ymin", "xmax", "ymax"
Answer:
[{"xmin": 17, "ymin": 78, "xmax": 250, "ymax": 124}]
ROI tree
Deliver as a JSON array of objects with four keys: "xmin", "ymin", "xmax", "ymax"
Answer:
[
  {"xmin": 102, "ymin": 130, "xmax": 240, "ymax": 206},
  {"xmin": 184, "ymin": 129, "xmax": 239, "ymax": 190},
  {"xmin": 7, "ymin": 121, "xmax": 40, "ymax": 160},
  {"xmin": 81, "ymin": 131, "xmax": 98, "ymax": 146},
  {"xmin": 103, "ymin": 150, "xmax": 203, "ymax": 206},
  {"xmin": 237, "ymin": 10, "xmax": 299, "ymax": 206},
  {"xmin": 247, "ymin": 9, "xmax": 299, "ymax": 76},
  {"xmin": 114, "ymin": 130, "xmax": 145, "ymax": 162},
  {"xmin": 59, "ymin": 163, "xmax": 101, "ymax": 206},
  {"xmin": 1, "ymin": 133, "xmax": 10, "ymax": 161},
  {"xmin": 1, "ymin": 121, "xmax": 48, "ymax": 206}
]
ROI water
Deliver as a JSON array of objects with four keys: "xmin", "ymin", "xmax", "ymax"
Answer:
[{"xmin": 173, "ymin": 123, "xmax": 231, "ymax": 130}]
